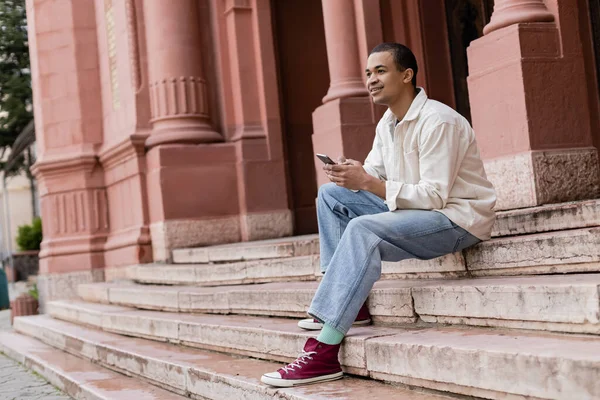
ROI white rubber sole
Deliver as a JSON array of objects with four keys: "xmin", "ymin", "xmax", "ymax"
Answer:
[
  {"xmin": 261, "ymin": 371, "xmax": 343, "ymax": 387},
  {"xmin": 297, "ymin": 318, "xmax": 372, "ymax": 331}
]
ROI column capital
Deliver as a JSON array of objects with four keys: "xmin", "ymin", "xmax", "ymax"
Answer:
[{"xmin": 484, "ymin": 0, "xmax": 555, "ymax": 35}]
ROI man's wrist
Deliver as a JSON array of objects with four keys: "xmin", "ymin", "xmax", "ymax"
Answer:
[{"xmin": 363, "ymin": 175, "xmax": 386, "ymax": 198}]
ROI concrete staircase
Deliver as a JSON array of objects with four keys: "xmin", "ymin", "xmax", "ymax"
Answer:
[{"xmin": 2, "ymin": 199, "xmax": 600, "ymax": 399}]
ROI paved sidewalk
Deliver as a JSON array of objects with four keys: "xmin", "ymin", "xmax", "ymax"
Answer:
[{"xmin": 0, "ymin": 308, "xmax": 72, "ymax": 399}]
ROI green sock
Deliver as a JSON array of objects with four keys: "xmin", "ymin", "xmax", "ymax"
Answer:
[{"xmin": 317, "ymin": 323, "xmax": 345, "ymax": 345}]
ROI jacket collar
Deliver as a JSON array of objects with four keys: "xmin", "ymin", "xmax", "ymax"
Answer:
[{"xmin": 383, "ymin": 87, "xmax": 428, "ymax": 126}]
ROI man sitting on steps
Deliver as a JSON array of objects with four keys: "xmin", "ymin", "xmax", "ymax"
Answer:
[{"xmin": 261, "ymin": 42, "xmax": 497, "ymax": 388}]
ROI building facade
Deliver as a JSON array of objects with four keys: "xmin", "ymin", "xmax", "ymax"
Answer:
[{"xmin": 25, "ymin": 0, "xmax": 600, "ymax": 300}]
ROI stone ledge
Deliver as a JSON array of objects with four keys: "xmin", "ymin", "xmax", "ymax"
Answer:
[
  {"xmin": 366, "ymin": 327, "xmax": 600, "ymax": 399},
  {"xmin": 493, "ymin": 199, "xmax": 600, "ymax": 237},
  {"xmin": 47, "ymin": 302, "xmax": 404, "ymax": 376},
  {"xmin": 465, "ymin": 227, "xmax": 600, "ymax": 276},
  {"xmin": 12, "ymin": 315, "xmax": 451, "ymax": 400},
  {"xmin": 75, "ymin": 273, "xmax": 600, "ymax": 335},
  {"xmin": 129, "ymin": 253, "xmax": 465, "ymax": 287},
  {"xmin": 0, "ymin": 331, "xmax": 183, "ymax": 400},
  {"xmin": 171, "ymin": 234, "xmax": 320, "ymax": 264},
  {"xmin": 128, "ymin": 256, "xmax": 319, "ymax": 286},
  {"xmin": 77, "ymin": 281, "xmax": 417, "ymax": 322},
  {"xmin": 169, "ymin": 199, "xmax": 600, "ymax": 267}
]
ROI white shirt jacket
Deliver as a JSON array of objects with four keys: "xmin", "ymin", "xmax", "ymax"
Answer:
[{"xmin": 363, "ymin": 88, "xmax": 497, "ymax": 240}]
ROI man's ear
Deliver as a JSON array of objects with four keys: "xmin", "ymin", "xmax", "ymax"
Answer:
[{"xmin": 403, "ymin": 69, "xmax": 414, "ymax": 84}]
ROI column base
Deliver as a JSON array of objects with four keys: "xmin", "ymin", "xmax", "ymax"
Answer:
[
  {"xmin": 312, "ymin": 97, "xmax": 382, "ymax": 186},
  {"xmin": 150, "ymin": 209, "xmax": 293, "ymax": 262},
  {"xmin": 37, "ymin": 269, "xmax": 105, "ymax": 313},
  {"xmin": 485, "ymin": 147, "xmax": 600, "ymax": 210}
]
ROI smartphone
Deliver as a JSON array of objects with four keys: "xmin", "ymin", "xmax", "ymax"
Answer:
[{"xmin": 316, "ymin": 153, "xmax": 336, "ymax": 165}]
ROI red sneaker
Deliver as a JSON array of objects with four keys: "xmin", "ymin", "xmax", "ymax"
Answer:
[
  {"xmin": 261, "ymin": 338, "xmax": 343, "ymax": 387},
  {"xmin": 297, "ymin": 303, "xmax": 371, "ymax": 330}
]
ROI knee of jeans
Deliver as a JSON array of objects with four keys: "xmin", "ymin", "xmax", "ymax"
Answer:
[
  {"xmin": 317, "ymin": 182, "xmax": 338, "ymax": 203},
  {"xmin": 346, "ymin": 215, "xmax": 367, "ymax": 232}
]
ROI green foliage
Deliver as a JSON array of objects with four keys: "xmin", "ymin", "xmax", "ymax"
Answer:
[
  {"xmin": 28, "ymin": 283, "xmax": 38, "ymax": 300},
  {"xmin": 0, "ymin": 0, "xmax": 31, "ymax": 174},
  {"xmin": 16, "ymin": 216, "xmax": 42, "ymax": 251}
]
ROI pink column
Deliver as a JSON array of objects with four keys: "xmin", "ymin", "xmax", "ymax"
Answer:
[
  {"xmin": 484, "ymin": 0, "xmax": 554, "ymax": 35},
  {"xmin": 321, "ymin": 0, "xmax": 368, "ymax": 102},
  {"xmin": 144, "ymin": 0, "xmax": 222, "ymax": 148},
  {"xmin": 311, "ymin": 0, "xmax": 378, "ymax": 188},
  {"xmin": 467, "ymin": 0, "xmax": 600, "ymax": 210}
]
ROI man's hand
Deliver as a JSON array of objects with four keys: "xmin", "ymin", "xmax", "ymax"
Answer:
[
  {"xmin": 324, "ymin": 158, "xmax": 369, "ymax": 190},
  {"xmin": 324, "ymin": 156, "xmax": 387, "ymax": 198}
]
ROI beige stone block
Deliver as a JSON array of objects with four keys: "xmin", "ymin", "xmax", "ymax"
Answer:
[
  {"xmin": 131, "ymin": 256, "xmax": 318, "ymax": 286},
  {"xmin": 465, "ymin": 227, "xmax": 600, "ymax": 275},
  {"xmin": 47, "ymin": 300, "xmax": 103, "ymax": 328},
  {"xmin": 413, "ymin": 275, "xmax": 600, "ymax": 332},
  {"xmin": 382, "ymin": 253, "xmax": 465, "ymax": 275},
  {"xmin": 484, "ymin": 148, "xmax": 600, "ymax": 211},
  {"xmin": 366, "ymin": 327, "xmax": 600, "ymax": 399},
  {"xmin": 102, "ymin": 311, "xmax": 180, "ymax": 342},
  {"xmin": 130, "ymin": 263, "xmax": 199, "ymax": 285},
  {"xmin": 78, "ymin": 282, "xmax": 133, "ymax": 304},
  {"xmin": 369, "ymin": 283, "xmax": 416, "ymax": 323},
  {"xmin": 493, "ymin": 199, "xmax": 600, "ymax": 237},
  {"xmin": 172, "ymin": 234, "xmax": 319, "ymax": 264},
  {"xmin": 151, "ymin": 218, "xmax": 241, "ymax": 262},
  {"xmin": 104, "ymin": 265, "xmax": 129, "ymax": 282},
  {"xmin": 104, "ymin": 346, "xmax": 188, "ymax": 392},
  {"xmin": 241, "ymin": 256, "xmax": 318, "ymax": 283},
  {"xmin": 177, "ymin": 287, "xmax": 231, "ymax": 313},
  {"xmin": 108, "ymin": 286, "xmax": 180, "ymax": 311},
  {"xmin": 38, "ymin": 269, "xmax": 105, "ymax": 312},
  {"xmin": 226, "ymin": 283, "xmax": 317, "ymax": 317},
  {"xmin": 240, "ymin": 209, "xmax": 294, "ymax": 242}
]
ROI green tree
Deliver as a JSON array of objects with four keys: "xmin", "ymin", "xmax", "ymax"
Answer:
[{"xmin": 0, "ymin": 0, "xmax": 31, "ymax": 175}]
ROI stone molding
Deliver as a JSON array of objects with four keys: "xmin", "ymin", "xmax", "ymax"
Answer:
[
  {"xmin": 31, "ymin": 153, "xmax": 98, "ymax": 180},
  {"xmin": 224, "ymin": 0, "xmax": 252, "ymax": 14},
  {"xmin": 99, "ymin": 133, "xmax": 148, "ymax": 170}
]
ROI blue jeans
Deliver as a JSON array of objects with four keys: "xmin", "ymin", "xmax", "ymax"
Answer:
[{"xmin": 308, "ymin": 183, "xmax": 481, "ymax": 334}]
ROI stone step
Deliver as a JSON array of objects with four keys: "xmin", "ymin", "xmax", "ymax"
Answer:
[
  {"xmin": 493, "ymin": 198, "xmax": 600, "ymax": 237},
  {"xmin": 77, "ymin": 273, "xmax": 600, "ymax": 334},
  {"xmin": 128, "ymin": 253, "xmax": 467, "ymax": 286},
  {"xmin": 12, "ymin": 315, "xmax": 458, "ymax": 400},
  {"xmin": 465, "ymin": 227, "xmax": 600, "ymax": 276},
  {"xmin": 172, "ymin": 234, "xmax": 320, "ymax": 264},
  {"xmin": 0, "ymin": 331, "xmax": 186, "ymax": 400},
  {"xmin": 172, "ymin": 199, "xmax": 600, "ymax": 265},
  {"xmin": 24, "ymin": 311, "xmax": 600, "ymax": 399},
  {"xmin": 46, "ymin": 301, "xmax": 401, "ymax": 376}
]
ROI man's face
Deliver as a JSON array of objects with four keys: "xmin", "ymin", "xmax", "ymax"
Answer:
[{"xmin": 365, "ymin": 51, "xmax": 412, "ymax": 106}]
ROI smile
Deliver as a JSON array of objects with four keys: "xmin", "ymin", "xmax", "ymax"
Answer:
[{"xmin": 370, "ymin": 87, "xmax": 383, "ymax": 95}]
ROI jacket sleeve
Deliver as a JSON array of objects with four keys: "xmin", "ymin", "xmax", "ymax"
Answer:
[{"xmin": 385, "ymin": 122, "xmax": 468, "ymax": 211}]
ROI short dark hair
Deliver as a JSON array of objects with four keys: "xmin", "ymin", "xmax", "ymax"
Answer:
[{"xmin": 370, "ymin": 43, "xmax": 418, "ymax": 87}]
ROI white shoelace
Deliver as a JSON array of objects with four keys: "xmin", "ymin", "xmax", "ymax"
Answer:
[{"xmin": 280, "ymin": 351, "xmax": 317, "ymax": 373}]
